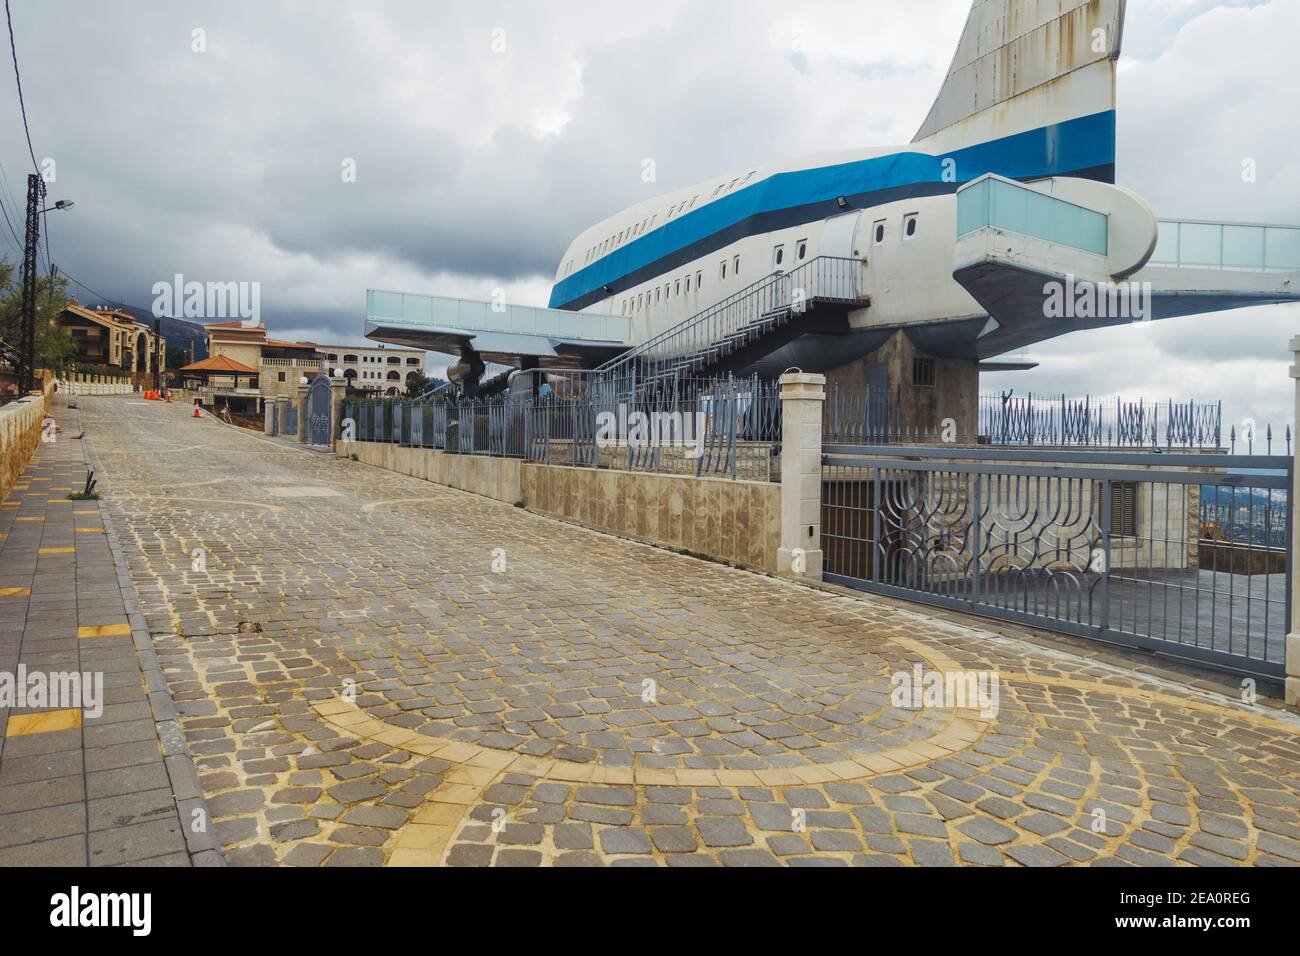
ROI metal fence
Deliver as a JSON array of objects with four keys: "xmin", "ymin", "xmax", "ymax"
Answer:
[
  {"xmin": 524, "ymin": 375, "xmax": 781, "ymax": 480},
  {"xmin": 826, "ymin": 386, "xmax": 1238, "ymax": 449},
  {"xmin": 822, "ymin": 442, "xmax": 1292, "ymax": 681},
  {"xmin": 341, "ymin": 374, "xmax": 783, "ymax": 480},
  {"xmin": 343, "ymin": 397, "xmax": 523, "ymax": 458},
  {"xmin": 979, "ymin": 393, "xmax": 1225, "ymax": 448}
]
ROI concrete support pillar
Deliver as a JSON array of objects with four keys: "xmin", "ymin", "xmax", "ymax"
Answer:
[
  {"xmin": 1287, "ymin": 336, "xmax": 1300, "ymax": 708},
  {"xmin": 777, "ymin": 371, "xmax": 825, "ymax": 580}
]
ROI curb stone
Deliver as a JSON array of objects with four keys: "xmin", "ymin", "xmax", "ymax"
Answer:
[{"xmin": 79, "ymin": 401, "xmax": 227, "ymax": 866}]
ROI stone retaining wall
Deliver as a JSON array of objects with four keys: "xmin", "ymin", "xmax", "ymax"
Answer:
[
  {"xmin": 0, "ymin": 380, "xmax": 51, "ymax": 502},
  {"xmin": 335, "ymin": 440, "xmax": 781, "ymax": 573},
  {"xmin": 522, "ymin": 464, "xmax": 780, "ymax": 573},
  {"xmin": 337, "ymin": 440, "xmax": 523, "ymax": 505}
]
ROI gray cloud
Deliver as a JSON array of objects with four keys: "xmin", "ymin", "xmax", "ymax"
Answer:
[{"xmin": 1, "ymin": 0, "xmax": 1295, "ymax": 419}]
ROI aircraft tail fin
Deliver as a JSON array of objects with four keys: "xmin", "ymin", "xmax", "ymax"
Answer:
[{"xmin": 913, "ymin": 0, "xmax": 1125, "ymax": 175}]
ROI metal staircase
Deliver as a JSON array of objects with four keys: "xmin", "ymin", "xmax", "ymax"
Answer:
[
  {"xmin": 594, "ymin": 255, "xmax": 866, "ymax": 392},
  {"xmin": 0, "ymin": 336, "xmax": 20, "ymax": 371}
]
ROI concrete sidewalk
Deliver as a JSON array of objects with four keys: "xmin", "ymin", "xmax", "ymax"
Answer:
[{"xmin": 0, "ymin": 398, "xmax": 219, "ymax": 866}]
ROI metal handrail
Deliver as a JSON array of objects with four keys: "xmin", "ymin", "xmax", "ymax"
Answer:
[{"xmin": 595, "ymin": 256, "xmax": 864, "ymax": 385}]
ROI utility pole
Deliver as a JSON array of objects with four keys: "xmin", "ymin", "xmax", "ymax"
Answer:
[{"xmin": 18, "ymin": 173, "xmax": 41, "ymax": 394}]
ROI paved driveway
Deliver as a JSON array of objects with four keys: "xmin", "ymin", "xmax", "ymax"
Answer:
[{"xmin": 77, "ymin": 396, "xmax": 1300, "ymax": 866}]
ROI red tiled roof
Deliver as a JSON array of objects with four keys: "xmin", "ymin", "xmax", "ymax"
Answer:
[{"xmin": 179, "ymin": 355, "xmax": 257, "ymax": 374}]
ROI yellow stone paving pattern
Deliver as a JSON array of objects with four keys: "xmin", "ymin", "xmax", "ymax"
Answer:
[{"xmin": 68, "ymin": 396, "xmax": 1300, "ymax": 867}]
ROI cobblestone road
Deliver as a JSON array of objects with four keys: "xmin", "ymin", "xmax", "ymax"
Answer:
[{"xmin": 76, "ymin": 396, "xmax": 1300, "ymax": 866}]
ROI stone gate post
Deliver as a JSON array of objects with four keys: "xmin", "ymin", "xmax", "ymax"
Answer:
[{"xmin": 778, "ymin": 371, "xmax": 825, "ymax": 580}]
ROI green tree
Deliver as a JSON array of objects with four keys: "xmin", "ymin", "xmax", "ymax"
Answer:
[
  {"xmin": 0, "ymin": 258, "xmax": 78, "ymax": 374},
  {"xmin": 404, "ymin": 369, "xmax": 448, "ymax": 397},
  {"xmin": 166, "ymin": 346, "xmax": 191, "ymax": 370}
]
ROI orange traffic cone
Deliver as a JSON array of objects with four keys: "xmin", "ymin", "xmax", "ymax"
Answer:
[{"xmin": 193, "ymin": 403, "xmax": 202, "ymax": 418}]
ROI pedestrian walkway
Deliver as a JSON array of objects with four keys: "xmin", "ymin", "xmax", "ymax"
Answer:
[
  {"xmin": 29, "ymin": 395, "xmax": 1300, "ymax": 866},
  {"xmin": 0, "ymin": 399, "xmax": 216, "ymax": 866}
]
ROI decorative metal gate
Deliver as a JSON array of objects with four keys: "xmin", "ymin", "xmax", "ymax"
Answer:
[
  {"xmin": 822, "ymin": 444, "xmax": 1292, "ymax": 682},
  {"xmin": 306, "ymin": 375, "xmax": 333, "ymax": 446}
]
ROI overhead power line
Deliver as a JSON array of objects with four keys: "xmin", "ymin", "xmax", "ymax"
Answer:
[
  {"xmin": 58, "ymin": 267, "xmax": 155, "ymax": 317},
  {"xmin": 5, "ymin": 0, "xmax": 40, "ymax": 173},
  {"xmin": 5, "ymin": 0, "xmax": 53, "ymax": 280}
]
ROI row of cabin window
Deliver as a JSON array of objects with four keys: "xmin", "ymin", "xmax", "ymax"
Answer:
[
  {"xmin": 621, "ymin": 268, "xmax": 706, "ymax": 316},
  {"xmin": 575, "ymin": 170, "xmax": 759, "ymax": 274},
  {"xmin": 769, "ymin": 239, "xmax": 810, "ymax": 271},
  {"xmin": 611, "ymin": 212, "xmax": 920, "ymax": 315},
  {"xmin": 619, "ymin": 234, "xmax": 808, "ymax": 316},
  {"xmin": 873, "ymin": 213, "xmax": 920, "ymax": 246}
]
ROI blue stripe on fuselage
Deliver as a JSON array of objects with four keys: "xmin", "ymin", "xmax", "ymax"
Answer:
[{"xmin": 548, "ymin": 110, "xmax": 1116, "ymax": 310}]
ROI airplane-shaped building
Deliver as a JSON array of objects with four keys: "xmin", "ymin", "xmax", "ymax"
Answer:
[{"xmin": 364, "ymin": 0, "xmax": 1299, "ymax": 430}]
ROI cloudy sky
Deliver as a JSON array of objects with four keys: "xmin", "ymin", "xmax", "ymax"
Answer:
[{"xmin": 1, "ymin": 0, "xmax": 1296, "ymax": 433}]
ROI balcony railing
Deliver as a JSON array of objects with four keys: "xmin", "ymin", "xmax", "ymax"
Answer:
[
  {"xmin": 260, "ymin": 358, "xmax": 324, "ymax": 369},
  {"xmin": 366, "ymin": 289, "xmax": 632, "ymax": 344},
  {"xmin": 957, "ymin": 175, "xmax": 1109, "ymax": 256},
  {"xmin": 595, "ymin": 255, "xmax": 866, "ymax": 387},
  {"xmin": 1149, "ymin": 220, "xmax": 1300, "ymax": 272}
]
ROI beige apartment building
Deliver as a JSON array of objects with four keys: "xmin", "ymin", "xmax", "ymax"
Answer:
[
  {"xmin": 56, "ymin": 300, "xmax": 166, "ymax": 382},
  {"xmin": 317, "ymin": 344, "xmax": 426, "ymax": 396},
  {"xmin": 180, "ymin": 323, "xmax": 427, "ymax": 412}
]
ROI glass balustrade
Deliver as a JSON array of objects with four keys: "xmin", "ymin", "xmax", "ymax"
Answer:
[
  {"xmin": 366, "ymin": 290, "xmax": 632, "ymax": 343},
  {"xmin": 957, "ymin": 176, "xmax": 1109, "ymax": 256},
  {"xmin": 1150, "ymin": 220, "xmax": 1300, "ymax": 271}
]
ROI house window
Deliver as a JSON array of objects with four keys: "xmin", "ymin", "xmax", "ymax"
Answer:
[
  {"xmin": 904, "ymin": 214, "xmax": 919, "ymax": 240},
  {"xmin": 696, "ymin": 271, "xmax": 702, "ymax": 289},
  {"xmin": 278, "ymin": 371, "xmax": 286, "ymax": 382},
  {"xmin": 685, "ymin": 275, "xmax": 692, "ymax": 293},
  {"xmin": 912, "ymin": 358, "xmax": 935, "ymax": 387},
  {"xmin": 1108, "ymin": 481, "xmax": 1140, "ymax": 537},
  {"xmin": 734, "ymin": 255, "xmax": 741, "ymax": 275},
  {"xmin": 675, "ymin": 279, "xmax": 681, "ymax": 296},
  {"xmin": 797, "ymin": 240, "xmax": 808, "ymax": 260},
  {"xmin": 773, "ymin": 245, "xmax": 785, "ymax": 268},
  {"xmin": 873, "ymin": 220, "xmax": 887, "ymax": 245},
  {"xmin": 721, "ymin": 260, "xmax": 727, "ymax": 280}
]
